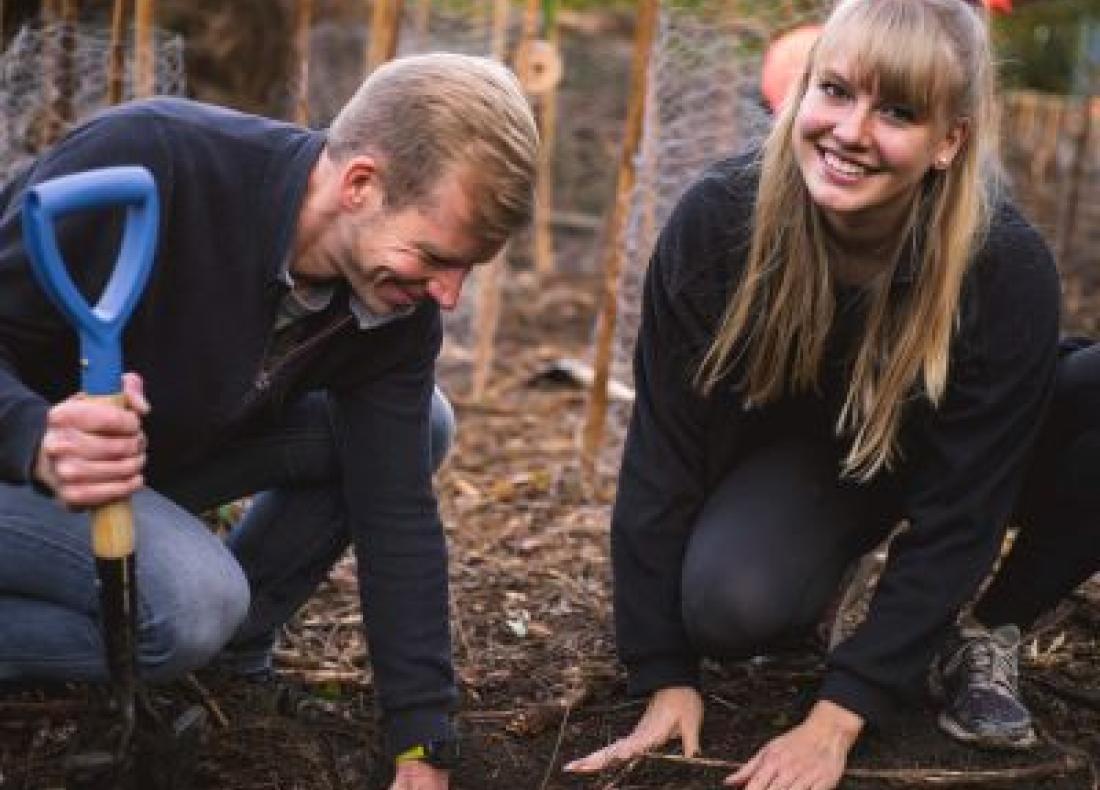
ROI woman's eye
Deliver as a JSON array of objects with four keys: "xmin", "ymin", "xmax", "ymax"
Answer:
[
  {"xmin": 820, "ymin": 81, "xmax": 848, "ymax": 99},
  {"xmin": 881, "ymin": 104, "xmax": 916, "ymax": 123}
]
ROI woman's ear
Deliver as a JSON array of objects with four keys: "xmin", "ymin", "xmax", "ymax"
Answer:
[{"xmin": 933, "ymin": 117, "xmax": 970, "ymax": 170}]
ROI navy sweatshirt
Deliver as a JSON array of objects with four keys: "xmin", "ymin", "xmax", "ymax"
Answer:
[
  {"xmin": 612, "ymin": 154, "xmax": 1061, "ymax": 726},
  {"xmin": 0, "ymin": 98, "xmax": 455, "ymax": 753}
]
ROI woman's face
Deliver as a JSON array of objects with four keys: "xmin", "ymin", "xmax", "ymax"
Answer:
[{"xmin": 793, "ymin": 55, "xmax": 967, "ymax": 241}]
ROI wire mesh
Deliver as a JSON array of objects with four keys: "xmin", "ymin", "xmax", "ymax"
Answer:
[
  {"xmin": 597, "ymin": 0, "xmax": 829, "ymax": 472},
  {"xmin": 0, "ymin": 21, "xmax": 186, "ymax": 184}
]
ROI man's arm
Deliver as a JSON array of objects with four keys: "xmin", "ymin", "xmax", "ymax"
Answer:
[{"xmin": 329, "ymin": 306, "xmax": 457, "ymax": 757}]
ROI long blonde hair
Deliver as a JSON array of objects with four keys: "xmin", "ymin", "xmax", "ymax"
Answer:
[{"xmin": 697, "ymin": 0, "xmax": 1001, "ymax": 479}]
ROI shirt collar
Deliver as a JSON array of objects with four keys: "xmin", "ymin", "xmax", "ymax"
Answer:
[{"xmin": 278, "ymin": 267, "xmax": 413, "ymax": 330}]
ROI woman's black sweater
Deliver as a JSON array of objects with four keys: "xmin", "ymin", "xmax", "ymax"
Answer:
[{"xmin": 612, "ymin": 154, "xmax": 1061, "ymax": 726}]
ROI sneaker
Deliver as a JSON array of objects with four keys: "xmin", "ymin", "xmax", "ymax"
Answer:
[{"xmin": 932, "ymin": 621, "xmax": 1037, "ymax": 749}]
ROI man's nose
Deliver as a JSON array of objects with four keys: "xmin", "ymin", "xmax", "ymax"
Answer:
[{"xmin": 427, "ymin": 267, "xmax": 469, "ymax": 311}]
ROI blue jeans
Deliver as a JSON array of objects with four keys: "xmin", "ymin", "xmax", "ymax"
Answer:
[{"xmin": 0, "ymin": 387, "xmax": 454, "ymax": 682}]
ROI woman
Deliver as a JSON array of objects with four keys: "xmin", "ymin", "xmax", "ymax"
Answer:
[{"xmin": 566, "ymin": 0, "xmax": 1100, "ymax": 788}]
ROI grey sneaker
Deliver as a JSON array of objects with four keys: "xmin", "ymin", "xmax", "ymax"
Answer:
[{"xmin": 933, "ymin": 622, "xmax": 1037, "ymax": 749}]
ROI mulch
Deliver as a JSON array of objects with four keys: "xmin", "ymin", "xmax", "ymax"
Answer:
[{"xmin": 2, "ymin": 268, "xmax": 1099, "ymax": 789}]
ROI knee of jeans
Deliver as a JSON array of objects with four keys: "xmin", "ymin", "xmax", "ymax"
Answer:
[
  {"xmin": 430, "ymin": 386, "xmax": 456, "ymax": 471},
  {"xmin": 681, "ymin": 566, "xmax": 793, "ymax": 658},
  {"xmin": 138, "ymin": 561, "xmax": 250, "ymax": 681}
]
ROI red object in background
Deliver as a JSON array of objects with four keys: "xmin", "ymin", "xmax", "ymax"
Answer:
[
  {"xmin": 983, "ymin": 0, "xmax": 1012, "ymax": 12},
  {"xmin": 761, "ymin": 24, "xmax": 822, "ymax": 114}
]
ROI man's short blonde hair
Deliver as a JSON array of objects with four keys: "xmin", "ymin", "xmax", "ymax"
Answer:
[{"xmin": 328, "ymin": 53, "xmax": 539, "ymax": 247}]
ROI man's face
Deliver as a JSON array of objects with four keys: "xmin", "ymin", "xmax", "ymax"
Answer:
[{"xmin": 331, "ymin": 170, "xmax": 498, "ymax": 316}]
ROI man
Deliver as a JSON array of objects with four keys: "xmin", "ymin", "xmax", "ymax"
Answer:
[{"xmin": 0, "ymin": 53, "xmax": 538, "ymax": 789}]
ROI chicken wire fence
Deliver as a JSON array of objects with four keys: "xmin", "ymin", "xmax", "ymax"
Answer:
[
  {"xmin": 596, "ymin": 0, "xmax": 831, "ymax": 474},
  {"xmin": 0, "ymin": 21, "xmax": 186, "ymax": 185}
]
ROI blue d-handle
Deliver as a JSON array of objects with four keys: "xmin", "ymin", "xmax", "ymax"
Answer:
[{"xmin": 21, "ymin": 166, "xmax": 159, "ymax": 396}]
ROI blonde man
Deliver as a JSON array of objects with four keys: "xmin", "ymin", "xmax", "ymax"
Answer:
[{"xmin": 0, "ymin": 53, "xmax": 537, "ymax": 790}]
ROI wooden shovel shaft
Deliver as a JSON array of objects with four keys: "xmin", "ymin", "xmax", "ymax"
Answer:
[
  {"xmin": 87, "ymin": 393, "xmax": 136, "ymax": 559},
  {"xmin": 86, "ymin": 393, "xmax": 138, "ymax": 739}
]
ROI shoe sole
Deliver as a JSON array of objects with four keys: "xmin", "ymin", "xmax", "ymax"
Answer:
[{"xmin": 937, "ymin": 712, "xmax": 1038, "ymax": 751}]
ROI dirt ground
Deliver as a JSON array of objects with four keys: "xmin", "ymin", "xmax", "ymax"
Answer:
[{"xmin": 2, "ymin": 265, "xmax": 1099, "ymax": 790}]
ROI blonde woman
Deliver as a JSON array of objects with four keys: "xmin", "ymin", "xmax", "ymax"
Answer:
[{"xmin": 567, "ymin": 1, "xmax": 1099, "ymax": 788}]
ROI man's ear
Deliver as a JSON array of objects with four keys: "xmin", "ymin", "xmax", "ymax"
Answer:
[{"xmin": 339, "ymin": 155, "xmax": 385, "ymax": 213}]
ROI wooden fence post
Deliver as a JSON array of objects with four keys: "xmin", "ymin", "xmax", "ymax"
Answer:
[
  {"xmin": 39, "ymin": 0, "xmax": 77, "ymax": 147},
  {"xmin": 133, "ymin": 0, "xmax": 155, "ymax": 98},
  {"xmin": 1057, "ymin": 94, "xmax": 1094, "ymax": 269},
  {"xmin": 293, "ymin": 0, "xmax": 313, "ymax": 125},
  {"xmin": 411, "ymin": 0, "xmax": 430, "ymax": 49},
  {"xmin": 579, "ymin": 0, "xmax": 659, "ymax": 474},
  {"xmin": 533, "ymin": 2, "xmax": 559, "ymax": 278},
  {"xmin": 366, "ymin": 0, "xmax": 404, "ymax": 73},
  {"xmin": 468, "ymin": 0, "xmax": 512, "ymax": 402},
  {"xmin": 107, "ymin": 0, "xmax": 129, "ymax": 105}
]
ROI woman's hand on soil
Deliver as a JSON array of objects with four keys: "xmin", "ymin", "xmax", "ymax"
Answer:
[
  {"xmin": 34, "ymin": 371, "xmax": 150, "ymax": 509},
  {"xmin": 563, "ymin": 686, "xmax": 703, "ymax": 773},
  {"xmin": 724, "ymin": 700, "xmax": 863, "ymax": 790}
]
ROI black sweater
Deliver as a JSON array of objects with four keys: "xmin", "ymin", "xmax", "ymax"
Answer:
[
  {"xmin": 612, "ymin": 155, "xmax": 1061, "ymax": 726},
  {"xmin": 0, "ymin": 99, "xmax": 454, "ymax": 753}
]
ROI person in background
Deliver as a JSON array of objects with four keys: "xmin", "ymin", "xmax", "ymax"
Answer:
[
  {"xmin": 0, "ymin": 53, "xmax": 538, "ymax": 790},
  {"xmin": 566, "ymin": 1, "xmax": 1098, "ymax": 788}
]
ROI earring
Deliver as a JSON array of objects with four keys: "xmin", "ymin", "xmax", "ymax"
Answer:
[{"xmin": 937, "ymin": 157, "xmax": 951, "ymax": 169}]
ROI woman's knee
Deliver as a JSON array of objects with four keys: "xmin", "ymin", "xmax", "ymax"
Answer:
[{"xmin": 681, "ymin": 565, "xmax": 798, "ymax": 658}]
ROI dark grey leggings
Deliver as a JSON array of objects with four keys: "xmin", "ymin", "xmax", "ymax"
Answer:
[
  {"xmin": 681, "ymin": 437, "xmax": 897, "ymax": 658},
  {"xmin": 681, "ymin": 340, "xmax": 1100, "ymax": 658}
]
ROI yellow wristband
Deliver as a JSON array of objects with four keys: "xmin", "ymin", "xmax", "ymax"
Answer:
[{"xmin": 395, "ymin": 744, "xmax": 428, "ymax": 764}]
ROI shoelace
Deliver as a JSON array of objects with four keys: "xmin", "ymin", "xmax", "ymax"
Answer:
[{"xmin": 959, "ymin": 636, "xmax": 1019, "ymax": 694}]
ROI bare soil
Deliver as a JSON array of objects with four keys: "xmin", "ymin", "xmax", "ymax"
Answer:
[{"xmin": 2, "ymin": 269, "xmax": 1099, "ymax": 790}]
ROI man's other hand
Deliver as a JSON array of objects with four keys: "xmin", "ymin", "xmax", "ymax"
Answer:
[
  {"xmin": 389, "ymin": 760, "xmax": 449, "ymax": 790},
  {"xmin": 34, "ymin": 371, "xmax": 150, "ymax": 508}
]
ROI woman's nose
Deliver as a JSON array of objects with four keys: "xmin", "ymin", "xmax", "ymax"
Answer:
[{"xmin": 832, "ymin": 102, "xmax": 873, "ymax": 146}]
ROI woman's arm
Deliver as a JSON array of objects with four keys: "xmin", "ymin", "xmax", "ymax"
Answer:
[{"xmin": 823, "ymin": 205, "xmax": 1062, "ymax": 725}]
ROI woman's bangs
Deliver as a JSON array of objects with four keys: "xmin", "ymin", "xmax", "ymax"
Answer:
[{"xmin": 814, "ymin": 4, "xmax": 954, "ymax": 120}]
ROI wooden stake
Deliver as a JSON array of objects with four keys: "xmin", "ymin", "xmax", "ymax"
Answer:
[
  {"xmin": 41, "ymin": 0, "xmax": 77, "ymax": 147},
  {"xmin": 469, "ymin": 258, "xmax": 504, "ymax": 401},
  {"xmin": 132, "ymin": 0, "xmax": 154, "ymax": 98},
  {"xmin": 579, "ymin": 0, "xmax": 658, "ymax": 474},
  {"xmin": 532, "ymin": 2, "xmax": 558, "ymax": 278},
  {"xmin": 366, "ymin": 0, "xmax": 404, "ymax": 73},
  {"xmin": 467, "ymin": 0, "xmax": 512, "ymax": 402},
  {"xmin": 1056, "ymin": 94, "xmax": 1093, "ymax": 268},
  {"xmin": 293, "ymin": 0, "xmax": 313, "ymax": 125},
  {"xmin": 411, "ymin": 0, "xmax": 430, "ymax": 49},
  {"xmin": 490, "ymin": 0, "xmax": 508, "ymax": 61},
  {"xmin": 107, "ymin": 0, "xmax": 129, "ymax": 105}
]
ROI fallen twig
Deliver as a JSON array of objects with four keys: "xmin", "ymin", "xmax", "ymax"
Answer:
[
  {"xmin": 598, "ymin": 755, "xmax": 641, "ymax": 790},
  {"xmin": 1037, "ymin": 725, "xmax": 1100, "ymax": 790},
  {"xmin": 1028, "ymin": 674, "xmax": 1100, "ymax": 711},
  {"xmin": 0, "ymin": 699, "xmax": 85, "ymax": 718},
  {"xmin": 184, "ymin": 673, "xmax": 230, "ymax": 729},
  {"xmin": 275, "ymin": 668, "xmax": 370, "ymax": 687},
  {"xmin": 641, "ymin": 751, "xmax": 1087, "ymax": 785},
  {"xmin": 537, "ymin": 703, "xmax": 571, "ymax": 790}
]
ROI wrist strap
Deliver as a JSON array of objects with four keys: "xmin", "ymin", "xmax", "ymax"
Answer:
[{"xmin": 395, "ymin": 744, "xmax": 428, "ymax": 764}]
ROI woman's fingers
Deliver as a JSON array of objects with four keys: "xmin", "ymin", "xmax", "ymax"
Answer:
[{"xmin": 563, "ymin": 737, "xmax": 639, "ymax": 773}]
